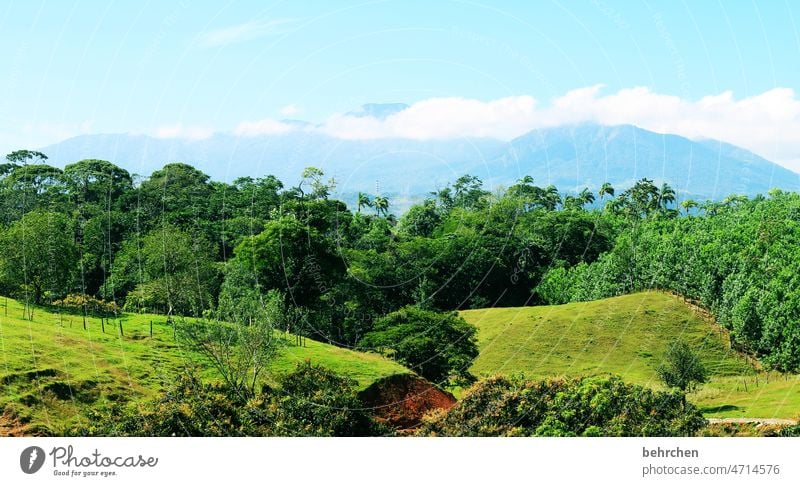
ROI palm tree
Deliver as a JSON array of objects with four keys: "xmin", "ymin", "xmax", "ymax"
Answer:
[
  {"xmin": 356, "ymin": 192, "xmax": 372, "ymax": 213},
  {"xmin": 722, "ymin": 194, "xmax": 748, "ymax": 206},
  {"xmin": 578, "ymin": 187, "xmax": 595, "ymax": 207},
  {"xmin": 598, "ymin": 182, "xmax": 615, "ymax": 201},
  {"xmin": 658, "ymin": 182, "xmax": 676, "ymax": 209},
  {"xmin": 680, "ymin": 199, "xmax": 697, "ymax": 215},
  {"xmin": 373, "ymin": 195, "xmax": 389, "ymax": 217},
  {"xmin": 541, "ymin": 185, "xmax": 561, "ymax": 211}
]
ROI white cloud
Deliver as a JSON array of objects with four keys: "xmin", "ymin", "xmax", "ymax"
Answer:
[
  {"xmin": 321, "ymin": 96, "xmax": 540, "ymax": 140},
  {"xmin": 280, "ymin": 104, "xmax": 300, "ymax": 116},
  {"xmin": 154, "ymin": 124, "xmax": 214, "ymax": 140},
  {"xmin": 310, "ymin": 87, "xmax": 800, "ymax": 172},
  {"xmin": 233, "ymin": 118, "xmax": 295, "ymax": 137},
  {"xmin": 197, "ymin": 19, "xmax": 296, "ymax": 47}
]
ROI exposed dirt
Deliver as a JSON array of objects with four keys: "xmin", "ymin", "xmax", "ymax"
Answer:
[
  {"xmin": 358, "ymin": 374, "xmax": 456, "ymax": 432},
  {"xmin": 0, "ymin": 408, "xmax": 28, "ymax": 437}
]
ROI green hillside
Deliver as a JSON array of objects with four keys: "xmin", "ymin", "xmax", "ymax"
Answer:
[
  {"xmin": 0, "ymin": 297, "xmax": 406, "ymax": 435},
  {"xmin": 461, "ymin": 291, "xmax": 800, "ymax": 420}
]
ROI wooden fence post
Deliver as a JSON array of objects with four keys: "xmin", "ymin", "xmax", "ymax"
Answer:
[
  {"xmin": 119, "ymin": 320, "xmax": 124, "ymax": 337},
  {"xmin": 150, "ymin": 321, "xmax": 153, "ymax": 338}
]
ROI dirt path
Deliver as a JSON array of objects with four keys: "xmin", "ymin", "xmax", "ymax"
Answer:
[{"xmin": 707, "ymin": 418, "xmax": 796, "ymax": 426}]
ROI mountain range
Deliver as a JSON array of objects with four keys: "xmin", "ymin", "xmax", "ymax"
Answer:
[{"xmin": 39, "ymin": 106, "xmax": 800, "ymax": 210}]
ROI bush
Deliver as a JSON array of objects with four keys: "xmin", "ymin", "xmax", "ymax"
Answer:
[
  {"xmin": 53, "ymin": 293, "xmax": 120, "ymax": 317},
  {"xmin": 268, "ymin": 361, "xmax": 386, "ymax": 436},
  {"xmin": 75, "ymin": 363, "xmax": 386, "ymax": 437},
  {"xmin": 418, "ymin": 375, "xmax": 707, "ymax": 437},
  {"xmin": 358, "ymin": 306, "xmax": 478, "ymax": 384}
]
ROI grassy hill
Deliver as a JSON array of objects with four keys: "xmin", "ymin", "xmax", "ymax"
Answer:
[
  {"xmin": 0, "ymin": 297, "xmax": 406, "ymax": 435},
  {"xmin": 461, "ymin": 291, "xmax": 800, "ymax": 420}
]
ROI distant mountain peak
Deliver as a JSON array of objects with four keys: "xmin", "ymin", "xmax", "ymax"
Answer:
[
  {"xmin": 37, "ymin": 122, "xmax": 799, "ymax": 205},
  {"xmin": 345, "ymin": 103, "xmax": 409, "ymax": 120}
]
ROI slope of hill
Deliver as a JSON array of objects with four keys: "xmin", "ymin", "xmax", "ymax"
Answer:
[
  {"xmin": 461, "ymin": 291, "xmax": 751, "ymax": 384},
  {"xmin": 0, "ymin": 297, "xmax": 406, "ymax": 435},
  {"xmin": 460, "ymin": 291, "xmax": 800, "ymax": 419}
]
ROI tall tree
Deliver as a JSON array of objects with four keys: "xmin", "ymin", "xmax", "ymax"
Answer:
[
  {"xmin": 373, "ymin": 195, "xmax": 389, "ymax": 217},
  {"xmin": 111, "ymin": 225, "xmax": 218, "ymax": 316},
  {"xmin": 0, "ymin": 211, "xmax": 77, "ymax": 304},
  {"xmin": 359, "ymin": 306, "xmax": 478, "ymax": 383},
  {"xmin": 598, "ymin": 182, "xmax": 615, "ymax": 200},
  {"xmin": 356, "ymin": 192, "xmax": 372, "ymax": 213}
]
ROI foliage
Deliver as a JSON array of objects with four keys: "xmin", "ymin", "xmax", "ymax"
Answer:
[
  {"xmin": 0, "ymin": 210, "xmax": 77, "ymax": 303},
  {"xmin": 359, "ymin": 306, "xmax": 478, "ymax": 384},
  {"xmin": 77, "ymin": 363, "xmax": 385, "ymax": 437},
  {"xmin": 53, "ymin": 293, "xmax": 120, "ymax": 317},
  {"xmin": 268, "ymin": 361, "xmax": 386, "ymax": 436},
  {"xmin": 178, "ymin": 293, "xmax": 285, "ymax": 398},
  {"xmin": 657, "ymin": 340, "xmax": 709, "ymax": 393},
  {"xmin": 418, "ymin": 375, "xmax": 707, "ymax": 437},
  {"xmin": 111, "ymin": 226, "xmax": 219, "ymax": 316},
  {"xmin": 539, "ymin": 191, "xmax": 800, "ymax": 371}
]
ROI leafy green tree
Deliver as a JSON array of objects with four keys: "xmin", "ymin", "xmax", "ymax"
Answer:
[
  {"xmin": 62, "ymin": 159, "xmax": 133, "ymax": 205},
  {"xmin": 1, "ymin": 162, "xmax": 65, "ymax": 217},
  {"xmin": 136, "ymin": 163, "xmax": 213, "ymax": 231},
  {"xmin": 541, "ymin": 184, "xmax": 561, "ymax": 210},
  {"xmin": 452, "ymin": 174, "xmax": 489, "ymax": 209},
  {"xmin": 0, "ymin": 211, "xmax": 77, "ymax": 304},
  {"xmin": 397, "ymin": 199, "xmax": 441, "ymax": 237},
  {"xmin": 359, "ymin": 306, "xmax": 478, "ymax": 383},
  {"xmin": 224, "ymin": 215, "xmax": 344, "ymax": 315},
  {"xmin": 271, "ymin": 362, "xmax": 383, "ymax": 436},
  {"xmin": 111, "ymin": 226, "xmax": 218, "ymax": 316},
  {"xmin": 612, "ymin": 178, "xmax": 660, "ymax": 218},
  {"xmin": 178, "ymin": 295, "xmax": 284, "ymax": 398},
  {"xmin": 657, "ymin": 340, "xmax": 708, "ymax": 396},
  {"xmin": 298, "ymin": 166, "xmax": 336, "ymax": 200}
]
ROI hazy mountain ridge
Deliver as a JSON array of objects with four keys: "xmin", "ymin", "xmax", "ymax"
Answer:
[{"xmin": 39, "ymin": 110, "xmax": 800, "ymax": 206}]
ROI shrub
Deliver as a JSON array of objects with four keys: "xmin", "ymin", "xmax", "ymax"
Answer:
[
  {"xmin": 74, "ymin": 363, "xmax": 385, "ymax": 437},
  {"xmin": 418, "ymin": 375, "xmax": 707, "ymax": 437}
]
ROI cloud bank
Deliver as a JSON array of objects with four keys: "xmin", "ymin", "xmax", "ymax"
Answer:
[{"xmin": 175, "ymin": 86, "xmax": 800, "ymax": 171}]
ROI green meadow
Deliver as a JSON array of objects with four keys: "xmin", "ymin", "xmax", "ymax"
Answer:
[
  {"xmin": 461, "ymin": 291, "xmax": 800, "ymax": 420},
  {"xmin": 0, "ymin": 297, "xmax": 406, "ymax": 434}
]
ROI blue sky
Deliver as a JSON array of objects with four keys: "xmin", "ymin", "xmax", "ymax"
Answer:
[{"xmin": 2, "ymin": 1, "xmax": 800, "ymax": 169}]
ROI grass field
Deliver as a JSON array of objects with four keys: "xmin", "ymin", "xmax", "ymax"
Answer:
[
  {"xmin": 0, "ymin": 297, "xmax": 406, "ymax": 434},
  {"xmin": 461, "ymin": 291, "xmax": 800, "ymax": 420},
  {"xmin": 3, "ymin": 290, "xmax": 799, "ymax": 435}
]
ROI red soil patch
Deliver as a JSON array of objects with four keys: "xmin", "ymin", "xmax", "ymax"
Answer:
[
  {"xmin": 0, "ymin": 409, "xmax": 28, "ymax": 437},
  {"xmin": 358, "ymin": 374, "xmax": 456, "ymax": 431}
]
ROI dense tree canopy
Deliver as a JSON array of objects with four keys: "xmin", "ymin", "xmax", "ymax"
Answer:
[{"xmin": 1, "ymin": 149, "xmax": 799, "ymax": 377}]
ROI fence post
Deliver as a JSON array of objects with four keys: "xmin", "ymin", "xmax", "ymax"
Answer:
[
  {"xmin": 150, "ymin": 320, "xmax": 153, "ymax": 338},
  {"xmin": 119, "ymin": 320, "xmax": 123, "ymax": 337},
  {"xmin": 101, "ymin": 318, "xmax": 105, "ymax": 334}
]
